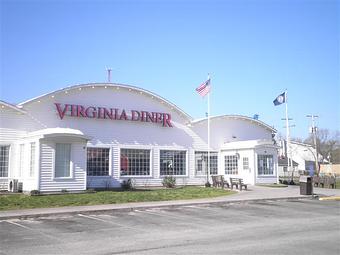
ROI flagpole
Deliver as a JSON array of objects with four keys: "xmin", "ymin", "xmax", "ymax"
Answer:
[
  {"xmin": 207, "ymin": 74, "xmax": 211, "ymax": 185},
  {"xmin": 284, "ymin": 90, "xmax": 292, "ymax": 176}
]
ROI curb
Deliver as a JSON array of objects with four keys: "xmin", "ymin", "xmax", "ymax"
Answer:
[
  {"xmin": 319, "ymin": 196, "xmax": 340, "ymax": 201},
  {"xmin": 0, "ymin": 196, "xmax": 311, "ymax": 220}
]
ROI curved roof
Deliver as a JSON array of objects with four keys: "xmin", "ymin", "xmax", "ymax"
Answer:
[
  {"xmin": 191, "ymin": 114, "xmax": 277, "ymax": 133},
  {"xmin": 18, "ymin": 82, "xmax": 193, "ymax": 121},
  {"xmin": 0, "ymin": 100, "xmax": 26, "ymax": 114}
]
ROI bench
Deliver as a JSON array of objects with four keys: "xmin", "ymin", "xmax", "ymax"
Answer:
[
  {"xmin": 230, "ymin": 178, "xmax": 248, "ymax": 191},
  {"xmin": 238, "ymin": 178, "xmax": 248, "ymax": 191},
  {"xmin": 229, "ymin": 178, "xmax": 239, "ymax": 190},
  {"xmin": 212, "ymin": 175, "xmax": 230, "ymax": 189}
]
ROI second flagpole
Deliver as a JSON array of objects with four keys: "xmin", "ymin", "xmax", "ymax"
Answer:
[{"xmin": 207, "ymin": 74, "xmax": 211, "ymax": 185}]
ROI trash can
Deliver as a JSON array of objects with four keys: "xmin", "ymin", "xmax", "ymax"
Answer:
[{"xmin": 300, "ymin": 176, "xmax": 313, "ymax": 195}]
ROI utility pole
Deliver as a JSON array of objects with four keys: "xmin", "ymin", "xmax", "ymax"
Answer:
[{"xmin": 307, "ymin": 114, "xmax": 319, "ymax": 176}]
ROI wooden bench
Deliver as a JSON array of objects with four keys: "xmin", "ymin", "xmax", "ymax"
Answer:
[
  {"xmin": 229, "ymin": 178, "xmax": 239, "ymax": 190},
  {"xmin": 211, "ymin": 175, "xmax": 222, "ymax": 188},
  {"xmin": 230, "ymin": 178, "xmax": 247, "ymax": 191},
  {"xmin": 212, "ymin": 175, "xmax": 230, "ymax": 189},
  {"xmin": 238, "ymin": 178, "xmax": 248, "ymax": 191}
]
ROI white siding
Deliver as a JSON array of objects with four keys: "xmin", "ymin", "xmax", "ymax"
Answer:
[{"xmin": 39, "ymin": 141, "xmax": 86, "ymax": 192}]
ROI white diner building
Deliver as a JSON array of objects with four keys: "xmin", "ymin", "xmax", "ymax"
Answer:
[{"xmin": 0, "ymin": 83, "xmax": 279, "ymax": 193}]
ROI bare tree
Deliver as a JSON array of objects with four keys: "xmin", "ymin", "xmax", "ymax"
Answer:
[{"xmin": 304, "ymin": 129, "xmax": 340, "ymax": 164}]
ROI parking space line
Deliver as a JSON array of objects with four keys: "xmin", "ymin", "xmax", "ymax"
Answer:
[
  {"xmin": 77, "ymin": 214, "xmax": 144, "ymax": 232},
  {"xmin": 135, "ymin": 209, "xmax": 199, "ymax": 221},
  {"xmin": 4, "ymin": 220, "xmax": 32, "ymax": 230}
]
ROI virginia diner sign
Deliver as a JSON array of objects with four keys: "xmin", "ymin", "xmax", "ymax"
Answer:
[{"xmin": 55, "ymin": 103, "xmax": 173, "ymax": 127}]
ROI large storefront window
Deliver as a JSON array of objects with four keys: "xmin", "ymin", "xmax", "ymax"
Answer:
[
  {"xmin": 120, "ymin": 149, "xmax": 150, "ymax": 176},
  {"xmin": 224, "ymin": 155, "xmax": 238, "ymax": 175},
  {"xmin": 160, "ymin": 150, "xmax": 186, "ymax": 176},
  {"xmin": 195, "ymin": 151, "xmax": 218, "ymax": 175},
  {"xmin": 258, "ymin": 155, "xmax": 274, "ymax": 175},
  {"xmin": 55, "ymin": 143, "xmax": 71, "ymax": 178},
  {"xmin": 87, "ymin": 148, "xmax": 110, "ymax": 176},
  {"xmin": 0, "ymin": 146, "xmax": 9, "ymax": 177}
]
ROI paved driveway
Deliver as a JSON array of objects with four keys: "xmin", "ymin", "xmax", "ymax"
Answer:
[{"xmin": 0, "ymin": 199, "xmax": 339, "ymax": 255}]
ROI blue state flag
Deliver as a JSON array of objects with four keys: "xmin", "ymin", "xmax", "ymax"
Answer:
[{"xmin": 273, "ymin": 92, "xmax": 286, "ymax": 106}]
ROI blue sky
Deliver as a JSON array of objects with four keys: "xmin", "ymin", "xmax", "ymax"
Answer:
[{"xmin": 1, "ymin": 0, "xmax": 339, "ymax": 139}]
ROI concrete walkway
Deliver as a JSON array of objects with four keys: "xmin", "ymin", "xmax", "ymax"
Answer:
[{"xmin": 0, "ymin": 185, "xmax": 339, "ymax": 220}]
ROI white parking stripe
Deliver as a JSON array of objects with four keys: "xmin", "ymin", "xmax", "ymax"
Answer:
[
  {"xmin": 77, "ymin": 214, "xmax": 144, "ymax": 232},
  {"xmin": 4, "ymin": 220, "xmax": 32, "ymax": 230}
]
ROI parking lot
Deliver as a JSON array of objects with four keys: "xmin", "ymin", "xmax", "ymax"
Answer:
[{"xmin": 0, "ymin": 199, "xmax": 339, "ymax": 255}]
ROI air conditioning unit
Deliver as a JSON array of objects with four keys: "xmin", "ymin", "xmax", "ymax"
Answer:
[{"xmin": 8, "ymin": 179, "xmax": 19, "ymax": 192}]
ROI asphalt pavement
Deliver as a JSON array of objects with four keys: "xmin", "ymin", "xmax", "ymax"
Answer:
[{"xmin": 0, "ymin": 198, "xmax": 339, "ymax": 255}]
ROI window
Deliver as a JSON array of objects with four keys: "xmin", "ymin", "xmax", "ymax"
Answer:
[
  {"xmin": 87, "ymin": 148, "xmax": 109, "ymax": 176},
  {"xmin": 120, "ymin": 149, "xmax": 150, "ymax": 176},
  {"xmin": 283, "ymin": 166, "xmax": 287, "ymax": 172},
  {"xmin": 258, "ymin": 155, "xmax": 274, "ymax": 175},
  {"xmin": 195, "ymin": 151, "xmax": 218, "ymax": 175},
  {"xmin": 30, "ymin": 142, "xmax": 35, "ymax": 177},
  {"xmin": 160, "ymin": 150, "xmax": 186, "ymax": 176},
  {"xmin": 0, "ymin": 146, "xmax": 9, "ymax": 177},
  {"xmin": 224, "ymin": 155, "xmax": 238, "ymax": 175},
  {"xmin": 243, "ymin": 157, "xmax": 249, "ymax": 170},
  {"xmin": 19, "ymin": 144, "xmax": 25, "ymax": 177},
  {"xmin": 55, "ymin": 143, "xmax": 71, "ymax": 178}
]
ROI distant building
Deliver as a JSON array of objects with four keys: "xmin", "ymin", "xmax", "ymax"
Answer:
[{"xmin": 278, "ymin": 139, "xmax": 318, "ymax": 176}]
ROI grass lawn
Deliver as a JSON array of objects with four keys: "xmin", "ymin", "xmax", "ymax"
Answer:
[{"xmin": 0, "ymin": 186, "xmax": 235, "ymax": 211}]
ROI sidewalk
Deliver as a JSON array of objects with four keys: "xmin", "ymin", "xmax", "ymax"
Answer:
[{"xmin": 0, "ymin": 185, "xmax": 339, "ymax": 220}]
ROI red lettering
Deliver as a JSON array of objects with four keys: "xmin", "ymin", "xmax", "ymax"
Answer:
[
  {"xmin": 163, "ymin": 113, "xmax": 172, "ymax": 127},
  {"xmin": 146, "ymin": 112, "xmax": 155, "ymax": 122},
  {"xmin": 119, "ymin": 110, "xmax": 127, "ymax": 120},
  {"xmin": 104, "ymin": 108, "xmax": 113, "ymax": 119},
  {"xmin": 71, "ymin": 105, "xmax": 77, "ymax": 116},
  {"xmin": 155, "ymin": 112, "xmax": 162, "ymax": 123},
  {"xmin": 55, "ymin": 103, "xmax": 70, "ymax": 120},
  {"xmin": 140, "ymin": 111, "xmax": 147, "ymax": 122},
  {"xmin": 114, "ymin": 108, "xmax": 119, "ymax": 120},
  {"xmin": 131, "ymin": 110, "xmax": 140, "ymax": 121},
  {"xmin": 77, "ymin": 105, "xmax": 86, "ymax": 117},
  {"xmin": 85, "ymin": 106, "xmax": 97, "ymax": 118}
]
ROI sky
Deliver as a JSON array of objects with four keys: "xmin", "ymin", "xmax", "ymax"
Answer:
[{"xmin": 1, "ymin": 0, "xmax": 339, "ymax": 139}]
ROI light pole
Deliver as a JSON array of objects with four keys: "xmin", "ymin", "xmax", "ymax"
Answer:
[{"xmin": 306, "ymin": 114, "xmax": 319, "ymax": 176}]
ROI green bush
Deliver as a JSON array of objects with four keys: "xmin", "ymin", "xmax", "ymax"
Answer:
[
  {"xmin": 30, "ymin": 190, "xmax": 40, "ymax": 196},
  {"xmin": 121, "ymin": 179, "xmax": 134, "ymax": 190},
  {"xmin": 162, "ymin": 176, "xmax": 176, "ymax": 188}
]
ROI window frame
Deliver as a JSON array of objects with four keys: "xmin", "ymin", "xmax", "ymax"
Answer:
[
  {"xmin": 0, "ymin": 145, "xmax": 10, "ymax": 178},
  {"xmin": 224, "ymin": 155, "xmax": 239, "ymax": 175},
  {"xmin": 29, "ymin": 142, "xmax": 36, "ymax": 178},
  {"xmin": 159, "ymin": 150, "xmax": 187, "ymax": 177},
  {"xmin": 53, "ymin": 143, "xmax": 73, "ymax": 179},
  {"xmin": 257, "ymin": 154, "xmax": 274, "ymax": 176},
  {"xmin": 86, "ymin": 147, "xmax": 111, "ymax": 177},
  {"xmin": 243, "ymin": 157, "xmax": 249, "ymax": 171},
  {"xmin": 194, "ymin": 151, "xmax": 218, "ymax": 176},
  {"xmin": 120, "ymin": 148, "xmax": 151, "ymax": 177}
]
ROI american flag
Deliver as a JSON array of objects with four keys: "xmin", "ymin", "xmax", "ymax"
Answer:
[{"xmin": 196, "ymin": 79, "xmax": 211, "ymax": 97}]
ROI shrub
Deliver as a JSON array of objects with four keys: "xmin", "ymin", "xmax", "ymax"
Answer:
[
  {"xmin": 205, "ymin": 182, "xmax": 211, "ymax": 188},
  {"xmin": 162, "ymin": 176, "xmax": 176, "ymax": 188},
  {"xmin": 61, "ymin": 189, "xmax": 68, "ymax": 193},
  {"xmin": 121, "ymin": 179, "xmax": 134, "ymax": 190},
  {"xmin": 30, "ymin": 190, "xmax": 40, "ymax": 196}
]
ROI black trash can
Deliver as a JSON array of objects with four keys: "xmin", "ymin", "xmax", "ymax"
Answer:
[{"xmin": 300, "ymin": 176, "xmax": 313, "ymax": 195}]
